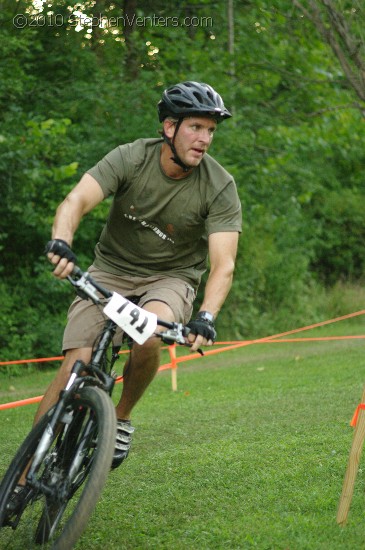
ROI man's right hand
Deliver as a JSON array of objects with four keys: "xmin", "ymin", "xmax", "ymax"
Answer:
[{"xmin": 45, "ymin": 239, "xmax": 77, "ymax": 279}]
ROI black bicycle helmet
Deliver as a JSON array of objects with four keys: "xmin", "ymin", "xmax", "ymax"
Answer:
[{"xmin": 158, "ymin": 81, "xmax": 232, "ymax": 123}]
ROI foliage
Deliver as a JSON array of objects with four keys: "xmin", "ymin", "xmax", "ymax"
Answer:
[{"xmin": 1, "ymin": 0, "xmax": 365, "ymax": 360}]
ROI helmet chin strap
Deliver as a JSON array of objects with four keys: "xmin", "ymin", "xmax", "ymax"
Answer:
[{"xmin": 163, "ymin": 118, "xmax": 192, "ymax": 173}]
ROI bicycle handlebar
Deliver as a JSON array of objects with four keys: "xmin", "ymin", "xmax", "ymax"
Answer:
[{"xmin": 66, "ymin": 266, "xmax": 203, "ymax": 353}]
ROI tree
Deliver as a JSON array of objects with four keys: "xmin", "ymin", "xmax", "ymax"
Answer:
[
  {"xmin": 2, "ymin": 0, "xmax": 365, "ymax": 359},
  {"xmin": 292, "ymin": 0, "xmax": 365, "ymax": 112}
]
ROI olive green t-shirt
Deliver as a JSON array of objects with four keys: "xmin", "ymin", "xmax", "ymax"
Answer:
[{"xmin": 87, "ymin": 138, "xmax": 242, "ymax": 288}]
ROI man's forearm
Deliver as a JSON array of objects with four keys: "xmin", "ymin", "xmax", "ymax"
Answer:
[
  {"xmin": 51, "ymin": 173, "xmax": 105, "ymax": 244},
  {"xmin": 52, "ymin": 196, "xmax": 84, "ymax": 244},
  {"xmin": 199, "ymin": 266, "xmax": 234, "ymax": 319}
]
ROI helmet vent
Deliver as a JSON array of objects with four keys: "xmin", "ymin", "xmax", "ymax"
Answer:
[
  {"xmin": 192, "ymin": 91, "xmax": 203, "ymax": 102},
  {"xmin": 175, "ymin": 100, "xmax": 191, "ymax": 108}
]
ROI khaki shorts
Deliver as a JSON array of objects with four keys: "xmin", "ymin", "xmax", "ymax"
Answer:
[{"xmin": 62, "ymin": 265, "xmax": 196, "ymax": 351}]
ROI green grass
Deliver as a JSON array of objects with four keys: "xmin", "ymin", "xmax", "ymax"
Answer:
[{"xmin": 1, "ymin": 321, "xmax": 365, "ymax": 548}]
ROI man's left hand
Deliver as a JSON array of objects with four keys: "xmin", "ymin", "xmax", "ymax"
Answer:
[{"xmin": 186, "ymin": 312, "xmax": 216, "ymax": 351}]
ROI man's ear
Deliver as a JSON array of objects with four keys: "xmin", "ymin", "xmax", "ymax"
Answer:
[{"xmin": 163, "ymin": 119, "xmax": 177, "ymax": 140}]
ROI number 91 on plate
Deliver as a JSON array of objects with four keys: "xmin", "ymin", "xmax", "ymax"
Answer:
[{"xmin": 103, "ymin": 292, "xmax": 157, "ymax": 345}]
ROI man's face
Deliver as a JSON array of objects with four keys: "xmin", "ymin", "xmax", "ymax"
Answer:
[{"xmin": 165, "ymin": 116, "xmax": 217, "ymax": 168}]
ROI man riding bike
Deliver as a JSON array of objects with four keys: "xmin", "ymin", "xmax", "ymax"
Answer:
[{"xmin": 39, "ymin": 80, "xmax": 242, "ymax": 469}]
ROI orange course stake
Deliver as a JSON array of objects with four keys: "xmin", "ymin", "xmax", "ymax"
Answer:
[
  {"xmin": 168, "ymin": 344, "xmax": 178, "ymax": 391},
  {"xmin": 337, "ymin": 385, "xmax": 365, "ymax": 525}
]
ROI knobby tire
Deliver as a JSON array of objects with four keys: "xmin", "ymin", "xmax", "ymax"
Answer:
[{"xmin": 0, "ymin": 386, "xmax": 116, "ymax": 549}]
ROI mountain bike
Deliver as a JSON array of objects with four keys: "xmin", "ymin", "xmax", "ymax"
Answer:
[{"xmin": 0, "ymin": 265, "xmax": 197, "ymax": 549}]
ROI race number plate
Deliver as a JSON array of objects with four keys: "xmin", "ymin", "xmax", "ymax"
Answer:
[{"xmin": 103, "ymin": 292, "xmax": 157, "ymax": 345}]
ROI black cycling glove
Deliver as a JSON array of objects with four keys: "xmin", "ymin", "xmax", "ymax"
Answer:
[
  {"xmin": 187, "ymin": 311, "xmax": 217, "ymax": 342},
  {"xmin": 45, "ymin": 239, "xmax": 77, "ymax": 264}
]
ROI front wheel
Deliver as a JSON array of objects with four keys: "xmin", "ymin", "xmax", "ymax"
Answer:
[{"xmin": 0, "ymin": 386, "xmax": 116, "ymax": 549}]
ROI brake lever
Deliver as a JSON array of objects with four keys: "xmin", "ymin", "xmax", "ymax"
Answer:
[
  {"xmin": 159, "ymin": 330, "xmax": 204, "ymax": 356},
  {"xmin": 183, "ymin": 326, "xmax": 204, "ymax": 355},
  {"xmin": 186, "ymin": 343, "xmax": 204, "ymax": 356}
]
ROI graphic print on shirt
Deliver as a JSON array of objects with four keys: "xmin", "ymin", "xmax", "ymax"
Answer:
[{"xmin": 124, "ymin": 213, "xmax": 175, "ymax": 244}]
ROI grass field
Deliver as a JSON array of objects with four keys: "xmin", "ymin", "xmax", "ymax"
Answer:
[{"xmin": 1, "ymin": 317, "xmax": 365, "ymax": 549}]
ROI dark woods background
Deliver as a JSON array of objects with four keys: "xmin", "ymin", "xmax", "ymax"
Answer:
[{"xmin": 1, "ymin": 0, "xmax": 365, "ymax": 361}]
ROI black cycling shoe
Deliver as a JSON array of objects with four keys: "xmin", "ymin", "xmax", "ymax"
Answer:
[
  {"xmin": 111, "ymin": 420, "xmax": 135, "ymax": 469},
  {"xmin": 1, "ymin": 485, "xmax": 29, "ymax": 527}
]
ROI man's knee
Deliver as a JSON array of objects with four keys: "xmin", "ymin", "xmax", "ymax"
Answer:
[
  {"xmin": 138, "ymin": 335, "xmax": 161, "ymax": 352},
  {"xmin": 62, "ymin": 348, "xmax": 93, "ymax": 373},
  {"xmin": 130, "ymin": 336, "xmax": 161, "ymax": 364}
]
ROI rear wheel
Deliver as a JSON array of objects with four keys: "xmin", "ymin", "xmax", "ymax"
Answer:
[{"xmin": 0, "ymin": 386, "xmax": 116, "ymax": 549}]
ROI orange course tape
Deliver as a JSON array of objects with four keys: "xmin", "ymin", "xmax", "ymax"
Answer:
[
  {"xmin": 1, "ymin": 308, "xmax": 365, "ymax": 410},
  {"xmin": 0, "ymin": 395, "xmax": 43, "ymax": 410},
  {"xmin": 0, "ymin": 356, "xmax": 64, "ymax": 366}
]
